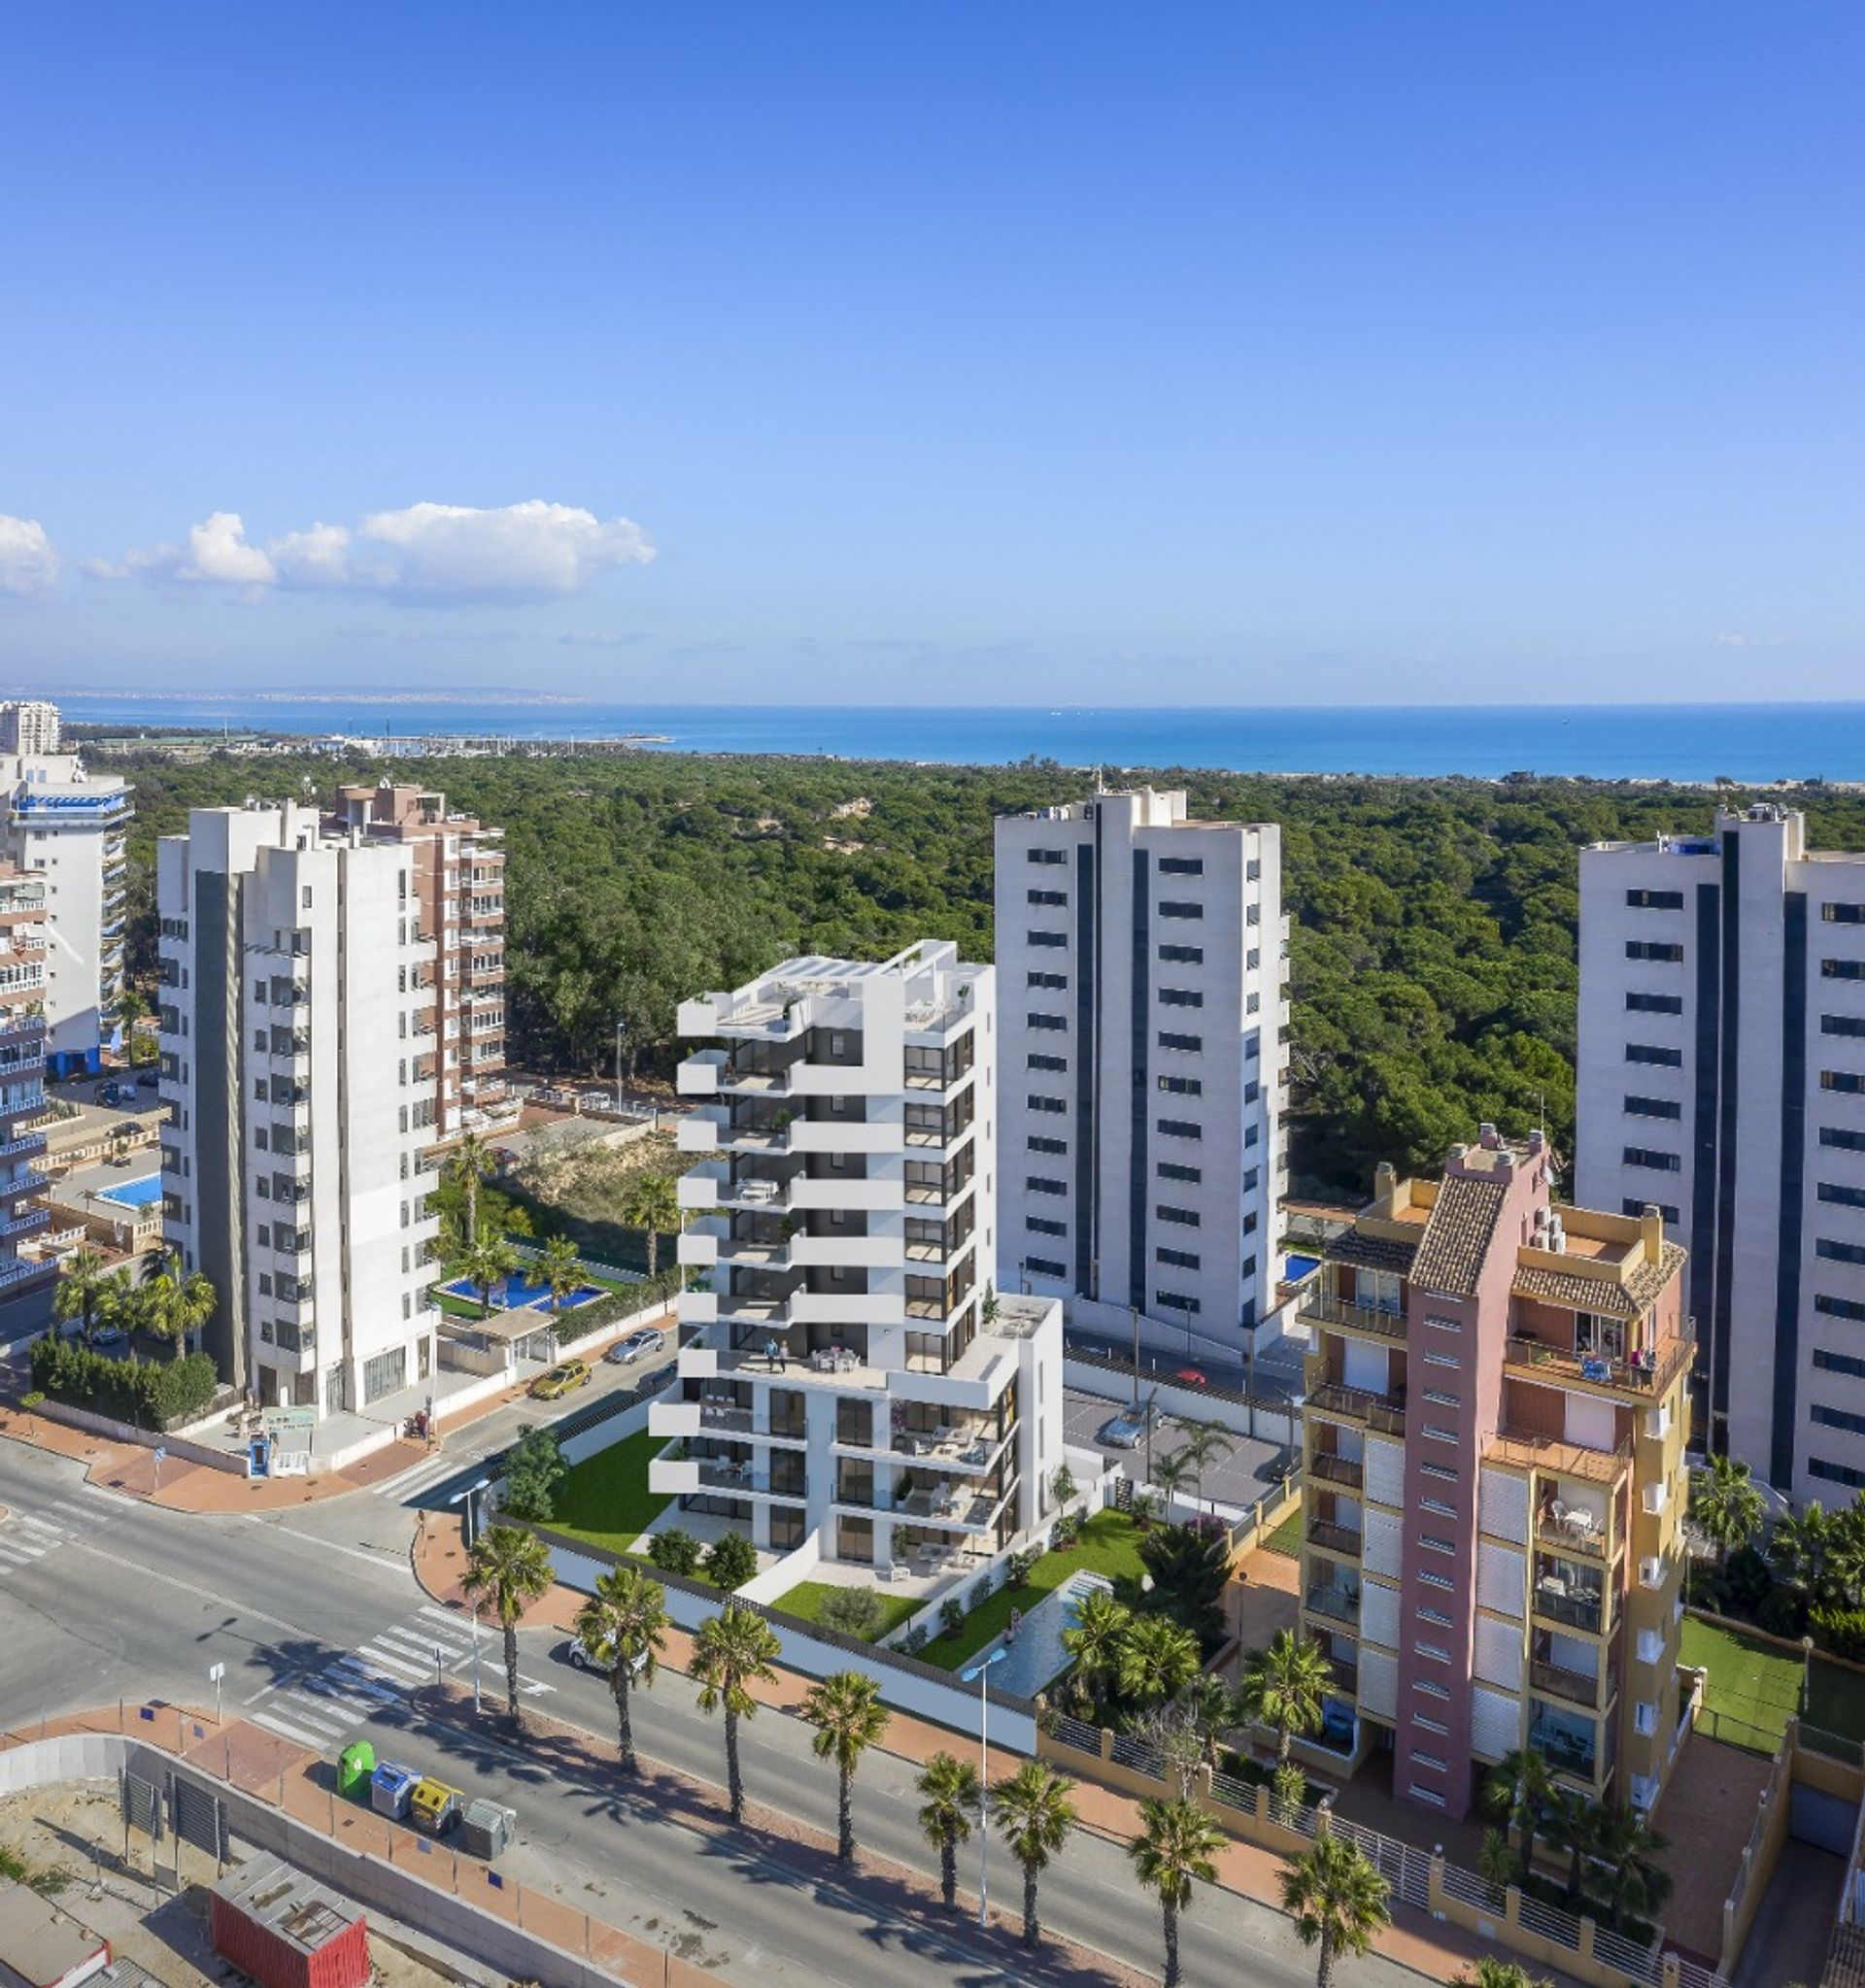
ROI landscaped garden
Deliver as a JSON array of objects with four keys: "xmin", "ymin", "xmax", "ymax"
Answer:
[
  {"xmin": 1679, "ymin": 1614, "xmax": 1865, "ymax": 1746},
  {"xmin": 774, "ymin": 1580, "xmax": 922, "ymax": 1641},
  {"xmin": 551, "ymin": 1430, "xmax": 672, "ymax": 1556}
]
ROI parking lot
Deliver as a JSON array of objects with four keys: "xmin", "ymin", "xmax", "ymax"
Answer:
[{"xmin": 1063, "ymin": 1386, "xmax": 1293, "ymax": 1510}]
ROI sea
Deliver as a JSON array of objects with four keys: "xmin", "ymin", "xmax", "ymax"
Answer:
[{"xmin": 40, "ymin": 692, "xmax": 1865, "ymax": 785}]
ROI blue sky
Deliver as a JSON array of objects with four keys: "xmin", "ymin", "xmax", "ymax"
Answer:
[{"xmin": 1, "ymin": 5, "xmax": 1859, "ymax": 706}]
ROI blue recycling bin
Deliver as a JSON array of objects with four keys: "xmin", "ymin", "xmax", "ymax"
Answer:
[{"xmin": 370, "ymin": 1762, "xmax": 422, "ymax": 1820}]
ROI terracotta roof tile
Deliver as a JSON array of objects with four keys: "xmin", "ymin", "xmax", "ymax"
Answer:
[
  {"xmin": 1323, "ymin": 1230, "xmax": 1419, "ymax": 1275},
  {"xmin": 1512, "ymin": 1240, "xmax": 1686, "ymax": 1321},
  {"xmin": 1409, "ymin": 1174, "xmax": 1508, "ymax": 1297}
]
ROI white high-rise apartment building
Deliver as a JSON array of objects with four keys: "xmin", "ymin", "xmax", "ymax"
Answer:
[
  {"xmin": 0, "ymin": 715, "xmax": 130, "ymax": 1077},
  {"xmin": 655, "ymin": 943, "xmax": 1064, "ymax": 1569},
  {"xmin": 1577, "ymin": 805, "xmax": 1865, "ymax": 1500},
  {"xmin": 994, "ymin": 789, "xmax": 1288, "ymax": 1353},
  {"xmin": 157, "ymin": 802, "xmax": 442, "ymax": 1416}
]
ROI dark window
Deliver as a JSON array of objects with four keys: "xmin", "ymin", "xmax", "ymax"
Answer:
[
  {"xmin": 1626, "ymin": 1043, "xmax": 1683, "ymax": 1067},
  {"xmin": 1027, "ymin": 1012, "xmax": 1068, "ymax": 1031},
  {"xmin": 1158, "ymin": 988, "xmax": 1204, "ymax": 1009},
  {"xmin": 1823, "ymin": 1071, "xmax": 1865, "ymax": 1095},
  {"xmin": 1026, "ymin": 1176, "xmax": 1067, "ymax": 1197},
  {"xmin": 1028, "ymin": 889, "xmax": 1068, "ymax": 908},
  {"xmin": 1812, "ymin": 1456, "xmax": 1865, "ymax": 1487},
  {"xmin": 1157, "ymin": 1160, "xmax": 1202, "ymax": 1183},
  {"xmin": 1027, "ymin": 929, "xmax": 1068, "ymax": 949},
  {"xmin": 1156, "ymin": 1203, "xmax": 1200, "ymax": 1227},
  {"xmin": 1817, "ymin": 1238, "xmax": 1865, "ymax": 1265},
  {"xmin": 1157, "ymin": 1117, "xmax": 1202, "ymax": 1140},
  {"xmin": 1028, "ymin": 1052, "xmax": 1068, "ymax": 1072},
  {"xmin": 1157, "ymin": 1074, "xmax": 1202, "ymax": 1095},
  {"xmin": 1813, "ymin": 1403, "xmax": 1865, "ymax": 1434},
  {"xmin": 1824, "ymin": 960, "xmax": 1865, "ymax": 981},
  {"xmin": 1624, "ymin": 1146, "xmax": 1681, "ymax": 1172},
  {"xmin": 1819, "ymin": 1182, "xmax": 1865, "ymax": 1209},
  {"xmin": 1026, "ymin": 1256, "xmax": 1068, "ymax": 1278},
  {"xmin": 1156, "ymin": 1246, "xmax": 1201, "ymax": 1269},
  {"xmin": 1815, "ymin": 1349, "xmax": 1865, "ymax": 1378},
  {"xmin": 1158, "ymin": 1031, "xmax": 1203, "ymax": 1053},
  {"xmin": 1627, "ymin": 889, "xmax": 1685, "ymax": 910},
  {"xmin": 1158, "ymin": 901, "xmax": 1203, "ymax": 921},
  {"xmin": 1027, "ymin": 970, "xmax": 1068, "ymax": 990},
  {"xmin": 1158, "ymin": 944, "xmax": 1204, "ymax": 965},
  {"xmin": 1158, "ymin": 857, "xmax": 1204, "ymax": 877},
  {"xmin": 1626, "ymin": 941, "xmax": 1684, "ymax": 962},
  {"xmin": 1823, "ymin": 904, "xmax": 1865, "ymax": 925},
  {"xmin": 1027, "ymin": 1134, "xmax": 1067, "ymax": 1155},
  {"xmin": 1625, "ymin": 1095, "xmax": 1682, "ymax": 1120},
  {"xmin": 1816, "ymin": 1295, "xmax": 1865, "ymax": 1321},
  {"xmin": 1027, "ymin": 1215, "xmax": 1067, "ymax": 1236},
  {"xmin": 1824, "ymin": 1015, "xmax": 1865, "ymax": 1038},
  {"xmin": 1028, "ymin": 848, "xmax": 1068, "ymax": 866},
  {"xmin": 1154, "ymin": 1290, "xmax": 1201, "ymax": 1314},
  {"xmin": 1027, "ymin": 1094, "xmax": 1067, "ymax": 1114},
  {"xmin": 1627, "ymin": 991, "xmax": 1684, "ymax": 1015},
  {"xmin": 1823, "ymin": 1128, "xmax": 1865, "ymax": 1152},
  {"xmin": 1622, "ymin": 1196, "xmax": 1681, "ymax": 1223}
]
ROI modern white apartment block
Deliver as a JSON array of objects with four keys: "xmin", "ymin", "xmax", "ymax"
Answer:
[
  {"xmin": 994, "ymin": 789, "xmax": 1287, "ymax": 1350},
  {"xmin": 655, "ymin": 943, "xmax": 1066, "ymax": 1569},
  {"xmin": 157, "ymin": 802, "xmax": 442, "ymax": 1414},
  {"xmin": 1577, "ymin": 805, "xmax": 1865, "ymax": 1500},
  {"xmin": 0, "ymin": 721, "xmax": 130, "ymax": 1078},
  {"xmin": 0, "ymin": 702, "xmax": 62, "ymax": 755},
  {"xmin": 0, "ymin": 864, "xmax": 55, "ymax": 1321}
]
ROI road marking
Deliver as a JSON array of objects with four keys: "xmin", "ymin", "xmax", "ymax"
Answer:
[
  {"xmin": 328, "ymin": 1658, "xmax": 406, "ymax": 1700},
  {"xmin": 417, "ymin": 1603, "xmax": 474, "ymax": 1630},
  {"xmin": 65, "ymin": 1538, "xmax": 324, "ymax": 1640},
  {"xmin": 375, "ymin": 1625, "xmax": 459, "ymax": 1661},
  {"xmin": 354, "ymin": 1644, "xmax": 430, "ymax": 1683},
  {"xmin": 294, "ymin": 1675, "xmax": 381, "ymax": 1716},
  {"xmin": 233, "ymin": 1514, "xmax": 416, "ymax": 1571},
  {"xmin": 0, "ymin": 1541, "xmax": 38, "ymax": 1567},
  {"xmin": 252, "ymin": 1709, "xmax": 330, "ymax": 1748},
  {"xmin": 10, "ymin": 1514, "xmax": 63, "ymax": 1542},
  {"xmin": 274, "ymin": 1694, "xmax": 350, "ymax": 1739}
]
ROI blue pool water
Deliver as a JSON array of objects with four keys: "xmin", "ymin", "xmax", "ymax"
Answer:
[
  {"xmin": 97, "ymin": 1175, "xmax": 162, "ymax": 1208},
  {"xmin": 1284, "ymin": 1252, "xmax": 1320, "ymax": 1281},
  {"xmin": 963, "ymin": 1570, "xmax": 1114, "ymax": 1699},
  {"xmin": 440, "ymin": 1271, "xmax": 603, "ymax": 1311}
]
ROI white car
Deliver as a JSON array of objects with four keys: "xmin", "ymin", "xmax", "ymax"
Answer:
[
  {"xmin": 561, "ymin": 1635, "xmax": 650, "ymax": 1678},
  {"xmin": 606, "ymin": 1328, "xmax": 662, "ymax": 1365}
]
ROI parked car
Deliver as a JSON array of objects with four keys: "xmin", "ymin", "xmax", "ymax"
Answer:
[
  {"xmin": 636, "ymin": 1362, "xmax": 678, "ymax": 1395},
  {"xmin": 1098, "ymin": 1407, "xmax": 1147, "ymax": 1450},
  {"xmin": 87, "ymin": 1326, "xmax": 128, "ymax": 1352},
  {"xmin": 605, "ymin": 1327, "xmax": 662, "ymax": 1365},
  {"xmin": 1174, "ymin": 1367, "xmax": 1208, "ymax": 1389},
  {"xmin": 560, "ymin": 1634, "xmax": 650, "ymax": 1679},
  {"xmin": 529, "ymin": 1360, "xmax": 593, "ymax": 1401},
  {"xmin": 136, "ymin": 1066, "xmax": 160, "ymax": 1088}
]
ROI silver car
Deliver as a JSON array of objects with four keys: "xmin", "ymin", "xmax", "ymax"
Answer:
[
  {"xmin": 605, "ymin": 1327, "xmax": 662, "ymax": 1365},
  {"xmin": 1098, "ymin": 1408, "xmax": 1147, "ymax": 1450}
]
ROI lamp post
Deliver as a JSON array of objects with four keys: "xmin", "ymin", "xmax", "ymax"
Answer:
[
  {"xmin": 613, "ymin": 1020, "xmax": 626, "ymax": 1112},
  {"xmin": 449, "ymin": 1475, "xmax": 492, "ymax": 1551},
  {"xmin": 1803, "ymin": 1634, "xmax": 1815, "ymax": 1715},
  {"xmin": 960, "ymin": 1643, "xmax": 1010, "ymax": 1928}
]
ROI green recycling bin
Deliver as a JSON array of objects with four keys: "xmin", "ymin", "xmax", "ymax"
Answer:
[{"xmin": 337, "ymin": 1739, "xmax": 376, "ymax": 1801}]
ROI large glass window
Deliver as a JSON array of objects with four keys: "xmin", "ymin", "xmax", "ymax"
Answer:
[{"xmin": 361, "ymin": 1348, "xmax": 406, "ymax": 1404}]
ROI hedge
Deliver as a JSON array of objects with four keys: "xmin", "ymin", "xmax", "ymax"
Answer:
[{"xmin": 29, "ymin": 1337, "xmax": 220, "ymax": 1431}]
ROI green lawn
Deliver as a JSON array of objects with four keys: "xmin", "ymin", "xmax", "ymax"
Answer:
[
  {"xmin": 1262, "ymin": 1510, "xmax": 1304, "ymax": 1559},
  {"xmin": 551, "ymin": 1431, "xmax": 672, "ymax": 1556},
  {"xmin": 774, "ymin": 1580, "xmax": 922, "ymax": 1640},
  {"xmin": 1679, "ymin": 1615, "xmax": 1865, "ymax": 1746},
  {"xmin": 919, "ymin": 1510, "xmax": 1149, "ymax": 1672}
]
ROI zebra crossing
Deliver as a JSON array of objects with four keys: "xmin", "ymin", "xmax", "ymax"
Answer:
[
  {"xmin": 250, "ymin": 1603, "xmax": 552, "ymax": 1751},
  {"xmin": 366, "ymin": 1449, "xmax": 467, "ymax": 1506},
  {"xmin": 0, "ymin": 1495, "xmax": 115, "ymax": 1579}
]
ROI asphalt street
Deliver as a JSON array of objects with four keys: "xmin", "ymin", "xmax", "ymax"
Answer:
[{"xmin": 0, "ymin": 1425, "xmax": 1421, "ymax": 1988}]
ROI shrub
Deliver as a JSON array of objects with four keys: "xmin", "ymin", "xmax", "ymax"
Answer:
[
  {"xmin": 1812, "ymin": 1605, "xmax": 1865, "ymax": 1663},
  {"xmin": 1270, "ymin": 1761, "xmax": 1306, "ymax": 1812},
  {"xmin": 939, "ymin": 1596, "xmax": 965, "ymax": 1636},
  {"xmin": 1757, "ymin": 1586, "xmax": 1807, "ymax": 1639},
  {"xmin": 501, "ymin": 1426, "xmax": 566, "ymax": 1523},
  {"xmin": 1052, "ymin": 1509, "xmax": 1081, "ymax": 1548},
  {"xmin": 1725, "ymin": 1544, "xmax": 1775, "ymax": 1614},
  {"xmin": 28, "ymin": 1336, "xmax": 220, "ymax": 1431},
  {"xmin": 902, "ymin": 1623, "xmax": 930, "ymax": 1655},
  {"xmin": 705, "ymin": 1531, "xmax": 759, "ymax": 1590},
  {"xmin": 1004, "ymin": 1545, "xmax": 1040, "ymax": 1587},
  {"xmin": 818, "ymin": 1586, "xmax": 885, "ymax": 1640},
  {"xmin": 647, "ymin": 1528, "xmax": 703, "ymax": 1576}
]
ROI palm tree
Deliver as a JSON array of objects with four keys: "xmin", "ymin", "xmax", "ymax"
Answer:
[
  {"xmin": 539, "ymin": 1233, "xmax": 584, "ymax": 1317},
  {"xmin": 445, "ymin": 1129, "xmax": 497, "ymax": 1246},
  {"xmin": 916, "ymin": 1750, "xmax": 982, "ymax": 1909},
  {"xmin": 689, "ymin": 1603, "xmax": 782, "ymax": 1824},
  {"xmin": 53, "ymin": 1246, "xmax": 111, "ymax": 1343},
  {"xmin": 96, "ymin": 1265, "xmax": 145, "ymax": 1355},
  {"xmin": 460, "ymin": 1525, "xmax": 555, "ymax": 1722},
  {"xmin": 1150, "ymin": 1447, "xmax": 1197, "ymax": 1516},
  {"xmin": 1061, "ymin": 1588, "xmax": 1132, "ymax": 1718},
  {"xmin": 800, "ymin": 1670, "xmax": 891, "ymax": 1863},
  {"xmin": 1689, "ymin": 1454, "xmax": 1765, "ymax": 1568},
  {"xmin": 1170, "ymin": 1418, "xmax": 1235, "ymax": 1515},
  {"xmin": 1238, "ymin": 1629, "xmax": 1332, "ymax": 1770},
  {"xmin": 1179, "ymin": 1672, "xmax": 1238, "ymax": 1770},
  {"xmin": 1591, "ymin": 1801, "xmax": 1673, "ymax": 1933},
  {"xmin": 138, "ymin": 1251, "xmax": 216, "ymax": 1362},
  {"xmin": 461, "ymin": 1226, "xmax": 521, "ymax": 1319},
  {"xmin": 1117, "ymin": 1614, "xmax": 1202, "ymax": 1708},
  {"xmin": 1129, "ymin": 1795, "xmax": 1224, "ymax": 1988},
  {"xmin": 572, "ymin": 1563, "xmax": 669, "ymax": 1774},
  {"xmin": 1457, "ymin": 1962, "xmax": 1554, "ymax": 1988},
  {"xmin": 1483, "ymin": 1746, "xmax": 1557, "ymax": 1882},
  {"xmin": 1278, "ymin": 1835, "xmax": 1391, "ymax": 1988},
  {"xmin": 991, "ymin": 1759, "xmax": 1077, "ymax": 1950},
  {"xmin": 619, "ymin": 1171, "xmax": 681, "ymax": 1279},
  {"xmin": 1771, "ymin": 1499, "xmax": 1839, "ymax": 1605},
  {"xmin": 1543, "ymin": 1787, "xmax": 1600, "ymax": 1906}
]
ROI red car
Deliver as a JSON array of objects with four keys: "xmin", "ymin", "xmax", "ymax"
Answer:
[{"xmin": 1174, "ymin": 1367, "xmax": 1208, "ymax": 1389}]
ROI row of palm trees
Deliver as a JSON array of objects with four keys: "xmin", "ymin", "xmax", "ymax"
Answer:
[
  {"xmin": 1692, "ymin": 1449, "xmax": 1865, "ymax": 1615},
  {"xmin": 1483, "ymin": 1745, "xmax": 1672, "ymax": 1934},
  {"xmin": 459, "ymin": 1526, "xmax": 1398, "ymax": 1986},
  {"xmin": 53, "ymin": 1244, "xmax": 216, "ymax": 1363}
]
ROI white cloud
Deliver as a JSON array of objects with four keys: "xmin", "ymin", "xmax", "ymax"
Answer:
[
  {"xmin": 1712, "ymin": 631, "xmax": 1786, "ymax": 651},
  {"xmin": 0, "ymin": 517, "xmax": 59, "ymax": 595},
  {"xmin": 102, "ymin": 499, "xmax": 655, "ymax": 603}
]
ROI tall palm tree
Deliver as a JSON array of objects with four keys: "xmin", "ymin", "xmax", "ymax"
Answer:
[
  {"xmin": 916, "ymin": 1750, "xmax": 982, "ymax": 1909},
  {"xmin": 1179, "ymin": 1673, "xmax": 1238, "ymax": 1770},
  {"xmin": 96, "ymin": 1265, "xmax": 145, "ymax": 1356},
  {"xmin": 1238, "ymin": 1629, "xmax": 1332, "ymax": 1770},
  {"xmin": 1484, "ymin": 1747, "xmax": 1558, "ymax": 1882},
  {"xmin": 138, "ymin": 1250, "xmax": 216, "ymax": 1363},
  {"xmin": 689, "ymin": 1602, "xmax": 782, "ymax": 1824},
  {"xmin": 1128, "ymin": 1795, "xmax": 1224, "ymax": 1988},
  {"xmin": 1061, "ymin": 1588, "xmax": 1132, "ymax": 1719},
  {"xmin": 573, "ymin": 1563, "xmax": 669, "ymax": 1774},
  {"xmin": 619, "ymin": 1171, "xmax": 682, "ymax": 1279},
  {"xmin": 1278, "ymin": 1835, "xmax": 1392, "ymax": 1988},
  {"xmin": 1591, "ymin": 1801, "xmax": 1673, "ymax": 1933},
  {"xmin": 1689, "ymin": 1454, "xmax": 1765, "ymax": 1569},
  {"xmin": 800, "ymin": 1669, "xmax": 891, "ymax": 1864},
  {"xmin": 1543, "ymin": 1787, "xmax": 1600, "ymax": 1906},
  {"xmin": 52, "ymin": 1245, "xmax": 110, "ymax": 1343},
  {"xmin": 462, "ymin": 1227, "xmax": 521, "ymax": 1318},
  {"xmin": 539, "ymin": 1233, "xmax": 584, "ymax": 1317},
  {"xmin": 1150, "ymin": 1447, "xmax": 1197, "ymax": 1516},
  {"xmin": 446, "ymin": 1129, "xmax": 497, "ymax": 1247},
  {"xmin": 1771, "ymin": 1499, "xmax": 1839, "ymax": 1606},
  {"xmin": 991, "ymin": 1759, "xmax": 1077, "ymax": 1951},
  {"xmin": 1117, "ymin": 1614, "xmax": 1202, "ymax": 1708},
  {"xmin": 460, "ymin": 1525, "xmax": 555, "ymax": 1722},
  {"xmin": 1170, "ymin": 1418, "xmax": 1235, "ymax": 1515}
]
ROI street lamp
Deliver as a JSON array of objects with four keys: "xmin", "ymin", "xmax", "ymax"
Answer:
[
  {"xmin": 449, "ymin": 1475, "xmax": 492, "ymax": 1551},
  {"xmin": 960, "ymin": 1643, "xmax": 1010, "ymax": 1928},
  {"xmin": 614, "ymin": 1019, "xmax": 626, "ymax": 1112},
  {"xmin": 1803, "ymin": 1634, "xmax": 1815, "ymax": 1715}
]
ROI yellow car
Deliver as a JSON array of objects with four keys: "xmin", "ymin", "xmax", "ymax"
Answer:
[{"xmin": 530, "ymin": 1360, "xmax": 592, "ymax": 1401}]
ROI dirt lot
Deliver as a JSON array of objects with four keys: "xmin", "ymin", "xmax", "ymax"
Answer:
[{"xmin": 0, "ymin": 1782, "xmax": 467, "ymax": 1987}]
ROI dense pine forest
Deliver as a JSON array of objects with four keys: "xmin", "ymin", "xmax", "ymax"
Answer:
[{"xmin": 111, "ymin": 745, "xmax": 1865, "ymax": 1197}]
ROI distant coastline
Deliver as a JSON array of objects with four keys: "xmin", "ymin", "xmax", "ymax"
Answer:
[{"xmin": 31, "ymin": 691, "xmax": 1865, "ymax": 785}]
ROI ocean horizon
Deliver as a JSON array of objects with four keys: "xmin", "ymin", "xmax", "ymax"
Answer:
[{"xmin": 35, "ymin": 691, "xmax": 1865, "ymax": 785}]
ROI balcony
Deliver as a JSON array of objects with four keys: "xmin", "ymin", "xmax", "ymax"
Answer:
[
  {"xmin": 1307, "ymin": 1518, "xmax": 1363, "ymax": 1559},
  {"xmin": 1505, "ymin": 1328, "xmax": 1696, "ymax": 1399},
  {"xmin": 1528, "ymin": 1711, "xmax": 1601, "ymax": 1785},
  {"xmin": 1533, "ymin": 1574, "xmax": 1608, "ymax": 1636},
  {"xmin": 1301, "ymin": 1291, "xmax": 1407, "ymax": 1341},
  {"xmin": 1309, "ymin": 1451, "xmax": 1365, "ymax": 1491},
  {"xmin": 1531, "ymin": 1658, "xmax": 1608, "ymax": 1709},
  {"xmin": 1304, "ymin": 1584, "xmax": 1361, "ymax": 1627},
  {"xmin": 1490, "ymin": 1428, "xmax": 1631, "ymax": 1488},
  {"xmin": 1308, "ymin": 1381, "xmax": 1407, "ymax": 1437}
]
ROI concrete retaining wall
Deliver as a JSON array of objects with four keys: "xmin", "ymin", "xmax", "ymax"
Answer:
[
  {"xmin": 1063, "ymin": 1356, "xmax": 1299, "ymax": 1447},
  {"xmin": 558, "ymin": 1396, "xmax": 653, "ymax": 1467}
]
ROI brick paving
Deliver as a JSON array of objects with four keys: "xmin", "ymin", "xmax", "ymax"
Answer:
[{"xmin": 1650, "ymin": 1730, "xmax": 1776, "ymax": 1963}]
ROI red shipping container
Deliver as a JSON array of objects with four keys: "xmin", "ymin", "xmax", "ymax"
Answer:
[{"xmin": 209, "ymin": 1858, "xmax": 368, "ymax": 1988}]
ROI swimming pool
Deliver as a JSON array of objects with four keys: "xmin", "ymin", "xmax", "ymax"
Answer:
[
  {"xmin": 1284, "ymin": 1252, "xmax": 1320, "ymax": 1281},
  {"xmin": 440, "ymin": 1270, "xmax": 604, "ymax": 1312},
  {"xmin": 96, "ymin": 1174, "xmax": 162, "ymax": 1209},
  {"xmin": 961, "ymin": 1569, "xmax": 1114, "ymax": 1698}
]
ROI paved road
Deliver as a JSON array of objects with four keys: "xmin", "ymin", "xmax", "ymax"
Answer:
[
  {"xmin": 1062, "ymin": 1389, "xmax": 1292, "ymax": 1510},
  {"xmin": 1064, "ymin": 1327, "xmax": 1307, "ymax": 1400},
  {"xmin": 0, "ymin": 1435, "xmax": 1421, "ymax": 1988}
]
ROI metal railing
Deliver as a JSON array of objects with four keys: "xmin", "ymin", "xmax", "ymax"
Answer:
[
  {"xmin": 1308, "ymin": 1452, "xmax": 1364, "ymax": 1489},
  {"xmin": 1299, "ymin": 1291, "xmax": 1408, "ymax": 1340},
  {"xmin": 1307, "ymin": 1382, "xmax": 1407, "ymax": 1435}
]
